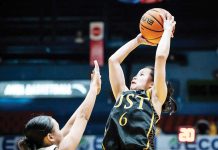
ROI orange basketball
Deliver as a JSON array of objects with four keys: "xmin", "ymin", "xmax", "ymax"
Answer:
[{"xmin": 139, "ymin": 8, "xmax": 172, "ymax": 44}]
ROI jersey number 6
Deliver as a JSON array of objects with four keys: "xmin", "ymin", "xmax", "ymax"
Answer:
[{"xmin": 119, "ymin": 112, "xmax": 128, "ymax": 126}]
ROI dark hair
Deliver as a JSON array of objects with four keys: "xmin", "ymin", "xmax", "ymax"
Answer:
[
  {"xmin": 18, "ymin": 115, "xmax": 53, "ymax": 150},
  {"xmin": 162, "ymin": 82, "xmax": 177, "ymax": 115},
  {"xmin": 146, "ymin": 66, "xmax": 177, "ymax": 115},
  {"xmin": 195, "ymin": 119, "xmax": 210, "ymax": 135}
]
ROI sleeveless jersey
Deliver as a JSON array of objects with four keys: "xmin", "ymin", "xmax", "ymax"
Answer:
[{"xmin": 102, "ymin": 90, "xmax": 159, "ymax": 150}]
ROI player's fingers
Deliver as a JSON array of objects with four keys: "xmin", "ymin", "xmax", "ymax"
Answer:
[
  {"xmin": 91, "ymin": 73, "xmax": 94, "ymax": 81},
  {"xmin": 141, "ymin": 38, "xmax": 149, "ymax": 45},
  {"xmin": 171, "ymin": 33, "xmax": 174, "ymax": 38},
  {"xmin": 145, "ymin": 39, "xmax": 157, "ymax": 46},
  {"xmin": 166, "ymin": 13, "xmax": 171, "ymax": 20},
  {"xmin": 138, "ymin": 33, "xmax": 143, "ymax": 37},
  {"xmin": 170, "ymin": 16, "xmax": 175, "ymax": 23},
  {"xmin": 160, "ymin": 13, "xmax": 166, "ymax": 22},
  {"xmin": 94, "ymin": 60, "xmax": 99, "ymax": 72}
]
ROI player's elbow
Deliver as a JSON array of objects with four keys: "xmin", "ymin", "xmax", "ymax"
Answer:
[
  {"xmin": 156, "ymin": 53, "xmax": 168, "ymax": 61},
  {"xmin": 108, "ymin": 56, "xmax": 116, "ymax": 63},
  {"xmin": 108, "ymin": 57, "xmax": 119, "ymax": 66}
]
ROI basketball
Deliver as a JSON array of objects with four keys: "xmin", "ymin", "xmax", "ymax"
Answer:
[{"xmin": 139, "ymin": 8, "xmax": 172, "ymax": 44}]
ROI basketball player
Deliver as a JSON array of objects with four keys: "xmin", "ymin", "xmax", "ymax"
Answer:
[
  {"xmin": 102, "ymin": 14, "xmax": 177, "ymax": 150},
  {"xmin": 18, "ymin": 60, "xmax": 101, "ymax": 150}
]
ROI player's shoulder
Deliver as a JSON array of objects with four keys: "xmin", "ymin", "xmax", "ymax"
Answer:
[{"xmin": 38, "ymin": 145, "xmax": 58, "ymax": 150}]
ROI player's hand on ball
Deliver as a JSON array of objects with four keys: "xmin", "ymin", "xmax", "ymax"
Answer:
[
  {"xmin": 160, "ymin": 13, "xmax": 176, "ymax": 38},
  {"xmin": 136, "ymin": 33, "xmax": 157, "ymax": 46}
]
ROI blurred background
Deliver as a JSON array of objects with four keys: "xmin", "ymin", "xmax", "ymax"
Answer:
[{"xmin": 0, "ymin": 0, "xmax": 217, "ymax": 149}]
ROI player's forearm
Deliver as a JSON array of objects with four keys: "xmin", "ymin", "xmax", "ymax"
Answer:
[
  {"xmin": 59, "ymin": 118, "xmax": 88, "ymax": 150},
  {"xmin": 78, "ymin": 84, "xmax": 98, "ymax": 120},
  {"xmin": 61, "ymin": 84, "xmax": 97, "ymax": 136},
  {"xmin": 60, "ymin": 87, "xmax": 97, "ymax": 149},
  {"xmin": 156, "ymin": 29, "xmax": 172, "ymax": 59},
  {"xmin": 109, "ymin": 38, "xmax": 139, "ymax": 64}
]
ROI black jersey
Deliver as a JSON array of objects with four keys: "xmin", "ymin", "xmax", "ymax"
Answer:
[{"xmin": 102, "ymin": 90, "xmax": 159, "ymax": 150}]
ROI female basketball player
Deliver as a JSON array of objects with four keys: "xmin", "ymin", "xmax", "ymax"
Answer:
[
  {"xmin": 18, "ymin": 60, "xmax": 101, "ymax": 150},
  {"xmin": 102, "ymin": 14, "xmax": 177, "ymax": 150}
]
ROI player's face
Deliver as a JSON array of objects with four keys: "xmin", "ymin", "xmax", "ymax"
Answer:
[
  {"xmin": 50, "ymin": 118, "xmax": 63, "ymax": 145},
  {"xmin": 130, "ymin": 68, "xmax": 153, "ymax": 90}
]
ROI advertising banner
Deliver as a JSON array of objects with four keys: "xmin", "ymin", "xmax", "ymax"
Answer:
[
  {"xmin": 157, "ymin": 135, "xmax": 218, "ymax": 150},
  {"xmin": 89, "ymin": 22, "xmax": 104, "ymax": 66},
  {"xmin": 0, "ymin": 135, "xmax": 103, "ymax": 150},
  {"xmin": 1, "ymin": 135, "xmax": 218, "ymax": 150}
]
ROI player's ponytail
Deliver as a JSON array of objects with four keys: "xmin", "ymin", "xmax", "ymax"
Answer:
[
  {"xmin": 17, "ymin": 137, "xmax": 37, "ymax": 150},
  {"xmin": 146, "ymin": 66, "xmax": 177, "ymax": 115},
  {"xmin": 162, "ymin": 82, "xmax": 177, "ymax": 115}
]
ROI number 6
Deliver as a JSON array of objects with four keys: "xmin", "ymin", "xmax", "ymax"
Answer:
[{"xmin": 119, "ymin": 112, "xmax": 128, "ymax": 126}]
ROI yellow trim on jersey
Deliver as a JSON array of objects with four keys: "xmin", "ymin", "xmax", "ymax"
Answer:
[
  {"xmin": 146, "ymin": 88, "xmax": 160, "ymax": 124},
  {"xmin": 155, "ymin": 117, "xmax": 160, "ymax": 124},
  {"xmin": 146, "ymin": 89, "xmax": 151, "ymax": 100},
  {"xmin": 102, "ymin": 144, "xmax": 106, "ymax": 150},
  {"xmin": 144, "ymin": 113, "xmax": 155, "ymax": 149}
]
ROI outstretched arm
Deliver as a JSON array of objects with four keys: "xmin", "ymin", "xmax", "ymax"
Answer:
[
  {"xmin": 59, "ymin": 60, "xmax": 101, "ymax": 150},
  {"xmin": 109, "ymin": 35, "xmax": 156, "ymax": 100},
  {"xmin": 153, "ymin": 14, "xmax": 176, "ymax": 104}
]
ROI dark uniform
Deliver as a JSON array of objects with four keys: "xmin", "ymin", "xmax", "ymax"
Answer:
[{"xmin": 102, "ymin": 90, "xmax": 159, "ymax": 150}]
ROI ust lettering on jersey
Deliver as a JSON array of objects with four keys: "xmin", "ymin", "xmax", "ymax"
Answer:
[{"xmin": 114, "ymin": 91, "xmax": 150, "ymax": 126}]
